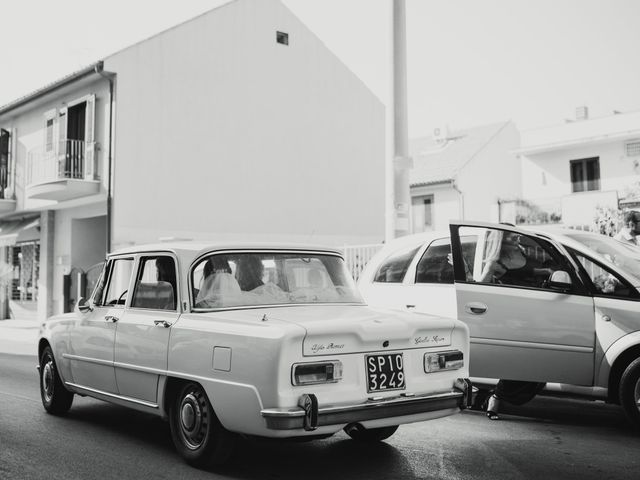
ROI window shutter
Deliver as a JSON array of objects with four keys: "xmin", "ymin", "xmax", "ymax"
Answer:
[
  {"xmin": 9, "ymin": 128, "xmax": 16, "ymax": 197},
  {"xmin": 43, "ymin": 109, "xmax": 56, "ymax": 154},
  {"xmin": 58, "ymin": 108, "xmax": 68, "ymax": 177},
  {"xmin": 84, "ymin": 94, "xmax": 96, "ymax": 179}
]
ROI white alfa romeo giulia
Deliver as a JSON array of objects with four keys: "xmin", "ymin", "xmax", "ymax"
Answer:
[{"xmin": 38, "ymin": 242, "xmax": 472, "ymax": 468}]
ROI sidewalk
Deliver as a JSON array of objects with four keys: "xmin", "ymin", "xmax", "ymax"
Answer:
[{"xmin": 0, "ymin": 317, "xmax": 40, "ymax": 356}]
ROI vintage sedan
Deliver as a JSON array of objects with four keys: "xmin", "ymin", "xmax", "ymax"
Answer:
[
  {"xmin": 359, "ymin": 221, "xmax": 640, "ymax": 427},
  {"xmin": 38, "ymin": 242, "xmax": 472, "ymax": 467}
]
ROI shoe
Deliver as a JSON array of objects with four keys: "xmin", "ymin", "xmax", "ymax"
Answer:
[{"xmin": 486, "ymin": 394, "xmax": 500, "ymax": 420}]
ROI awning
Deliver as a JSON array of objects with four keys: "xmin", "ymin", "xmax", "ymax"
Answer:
[{"xmin": 0, "ymin": 217, "xmax": 40, "ymax": 247}]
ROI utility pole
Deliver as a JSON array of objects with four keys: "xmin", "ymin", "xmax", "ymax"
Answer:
[{"xmin": 391, "ymin": 0, "xmax": 412, "ymax": 239}]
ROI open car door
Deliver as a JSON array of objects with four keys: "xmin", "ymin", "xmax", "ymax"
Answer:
[{"xmin": 449, "ymin": 221, "xmax": 595, "ymax": 385}]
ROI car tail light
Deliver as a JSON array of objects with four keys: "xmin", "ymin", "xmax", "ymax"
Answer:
[
  {"xmin": 424, "ymin": 350, "xmax": 464, "ymax": 373},
  {"xmin": 292, "ymin": 361, "xmax": 343, "ymax": 386}
]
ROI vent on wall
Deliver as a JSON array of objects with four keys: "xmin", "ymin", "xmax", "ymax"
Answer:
[
  {"xmin": 626, "ymin": 141, "xmax": 640, "ymax": 157},
  {"xmin": 276, "ymin": 31, "xmax": 289, "ymax": 45}
]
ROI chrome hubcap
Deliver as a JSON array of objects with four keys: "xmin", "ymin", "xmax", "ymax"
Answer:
[
  {"xmin": 42, "ymin": 360, "xmax": 54, "ymax": 403},
  {"xmin": 178, "ymin": 390, "xmax": 208, "ymax": 450},
  {"xmin": 181, "ymin": 401, "xmax": 197, "ymax": 431},
  {"xmin": 634, "ymin": 378, "xmax": 640, "ymax": 410}
]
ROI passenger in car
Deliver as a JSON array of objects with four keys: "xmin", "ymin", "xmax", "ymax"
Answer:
[
  {"xmin": 196, "ymin": 256, "xmax": 239, "ymax": 307},
  {"xmin": 613, "ymin": 210, "xmax": 640, "ymax": 245},
  {"xmin": 236, "ymin": 255, "xmax": 265, "ymax": 292},
  {"xmin": 479, "ymin": 232, "xmax": 550, "ymax": 288}
]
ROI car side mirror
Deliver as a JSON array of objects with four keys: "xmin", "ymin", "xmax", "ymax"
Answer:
[
  {"xmin": 76, "ymin": 297, "xmax": 93, "ymax": 313},
  {"xmin": 548, "ymin": 271, "xmax": 572, "ymax": 291}
]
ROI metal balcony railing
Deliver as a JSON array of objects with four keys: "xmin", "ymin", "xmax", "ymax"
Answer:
[{"xmin": 27, "ymin": 139, "xmax": 96, "ymax": 186}]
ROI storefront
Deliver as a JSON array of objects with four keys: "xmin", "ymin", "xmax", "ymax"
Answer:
[{"xmin": 0, "ymin": 217, "xmax": 40, "ymax": 319}]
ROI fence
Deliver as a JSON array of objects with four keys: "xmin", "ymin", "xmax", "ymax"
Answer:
[{"xmin": 342, "ymin": 243, "xmax": 383, "ymax": 281}]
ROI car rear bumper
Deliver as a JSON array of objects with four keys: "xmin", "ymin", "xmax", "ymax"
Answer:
[{"xmin": 261, "ymin": 378, "xmax": 473, "ymax": 431}]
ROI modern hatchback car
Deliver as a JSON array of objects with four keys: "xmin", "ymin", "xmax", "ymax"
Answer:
[{"xmin": 359, "ymin": 221, "xmax": 640, "ymax": 427}]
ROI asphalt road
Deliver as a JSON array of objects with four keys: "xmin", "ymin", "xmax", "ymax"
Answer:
[{"xmin": 2, "ymin": 352, "xmax": 640, "ymax": 480}]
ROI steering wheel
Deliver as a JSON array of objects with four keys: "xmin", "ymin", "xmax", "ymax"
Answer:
[{"xmin": 117, "ymin": 289, "xmax": 128, "ymax": 305}]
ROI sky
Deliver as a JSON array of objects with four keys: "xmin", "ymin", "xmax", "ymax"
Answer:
[{"xmin": 1, "ymin": 0, "xmax": 639, "ymax": 137}]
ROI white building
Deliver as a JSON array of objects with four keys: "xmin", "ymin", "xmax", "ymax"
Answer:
[
  {"xmin": 409, "ymin": 121, "xmax": 521, "ymax": 232},
  {"xmin": 516, "ymin": 107, "xmax": 640, "ymax": 227},
  {"xmin": 0, "ymin": 0, "xmax": 385, "ymax": 320}
]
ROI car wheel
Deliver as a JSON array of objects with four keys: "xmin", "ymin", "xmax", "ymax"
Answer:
[
  {"xmin": 344, "ymin": 424, "xmax": 398, "ymax": 442},
  {"xmin": 39, "ymin": 345, "xmax": 73, "ymax": 414},
  {"xmin": 169, "ymin": 382, "xmax": 235, "ymax": 467},
  {"xmin": 619, "ymin": 357, "xmax": 640, "ymax": 428}
]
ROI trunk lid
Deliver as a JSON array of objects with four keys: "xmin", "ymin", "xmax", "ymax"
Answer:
[{"xmin": 266, "ymin": 305, "xmax": 456, "ymax": 356}]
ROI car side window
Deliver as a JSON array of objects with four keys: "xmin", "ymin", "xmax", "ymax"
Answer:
[
  {"xmin": 373, "ymin": 245, "xmax": 420, "ymax": 283},
  {"xmin": 459, "ymin": 226, "xmax": 568, "ymax": 290},
  {"xmin": 91, "ymin": 261, "xmax": 108, "ymax": 306},
  {"xmin": 415, "ymin": 239, "xmax": 453, "ymax": 284},
  {"xmin": 102, "ymin": 258, "xmax": 134, "ymax": 306},
  {"xmin": 571, "ymin": 250, "xmax": 640, "ymax": 299},
  {"xmin": 131, "ymin": 256, "xmax": 177, "ymax": 310}
]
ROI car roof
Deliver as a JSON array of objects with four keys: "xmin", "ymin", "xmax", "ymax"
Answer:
[
  {"xmin": 380, "ymin": 230, "xmax": 450, "ymax": 250},
  {"xmin": 110, "ymin": 241, "xmax": 344, "ymax": 259}
]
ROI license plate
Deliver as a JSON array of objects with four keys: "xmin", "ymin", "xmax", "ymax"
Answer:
[{"xmin": 365, "ymin": 353, "xmax": 405, "ymax": 393}]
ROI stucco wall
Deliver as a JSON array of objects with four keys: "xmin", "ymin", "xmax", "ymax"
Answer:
[
  {"xmin": 104, "ymin": 0, "xmax": 385, "ymax": 248},
  {"xmin": 521, "ymin": 140, "xmax": 640, "ymax": 200},
  {"xmin": 456, "ymin": 122, "xmax": 522, "ymax": 221},
  {"xmin": 410, "ymin": 184, "xmax": 460, "ymax": 231}
]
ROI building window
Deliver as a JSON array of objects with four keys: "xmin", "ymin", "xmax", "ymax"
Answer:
[
  {"xmin": 276, "ymin": 31, "xmax": 289, "ymax": 45},
  {"xmin": 411, "ymin": 195, "xmax": 434, "ymax": 233},
  {"xmin": 570, "ymin": 157, "xmax": 600, "ymax": 193},
  {"xmin": 626, "ymin": 141, "xmax": 640, "ymax": 157}
]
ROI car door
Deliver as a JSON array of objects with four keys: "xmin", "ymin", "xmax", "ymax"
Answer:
[
  {"xmin": 113, "ymin": 254, "xmax": 179, "ymax": 404},
  {"xmin": 402, "ymin": 237, "xmax": 458, "ymax": 319},
  {"xmin": 359, "ymin": 242, "xmax": 422, "ymax": 312},
  {"xmin": 68, "ymin": 256, "xmax": 134, "ymax": 394},
  {"xmin": 449, "ymin": 221, "xmax": 596, "ymax": 385},
  {"xmin": 567, "ymin": 247, "xmax": 640, "ymax": 373}
]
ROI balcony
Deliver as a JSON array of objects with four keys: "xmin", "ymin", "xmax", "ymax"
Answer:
[{"xmin": 26, "ymin": 139, "xmax": 100, "ymax": 201}]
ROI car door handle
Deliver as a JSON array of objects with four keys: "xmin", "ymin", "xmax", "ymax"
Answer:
[
  {"xmin": 406, "ymin": 304, "xmax": 416, "ymax": 309},
  {"xmin": 104, "ymin": 315, "xmax": 119, "ymax": 323},
  {"xmin": 154, "ymin": 320, "xmax": 173, "ymax": 328},
  {"xmin": 464, "ymin": 303, "xmax": 487, "ymax": 315}
]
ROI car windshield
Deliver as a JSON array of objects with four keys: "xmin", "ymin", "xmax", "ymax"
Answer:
[
  {"xmin": 564, "ymin": 232, "xmax": 640, "ymax": 281},
  {"xmin": 192, "ymin": 251, "xmax": 363, "ymax": 309}
]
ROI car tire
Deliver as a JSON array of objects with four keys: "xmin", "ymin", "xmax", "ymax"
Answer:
[
  {"xmin": 39, "ymin": 345, "xmax": 74, "ymax": 414},
  {"xmin": 344, "ymin": 424, "xmax": 398, "ymax": 442},
  {"xmin": 619, "ymin": 357, "xmax": 640, "ymax": 428},
  {"xmin": 169, "ymin": 382, "xmax": 235, "ymax": 468}
]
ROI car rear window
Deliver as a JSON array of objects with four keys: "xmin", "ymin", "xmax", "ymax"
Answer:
[{"xmin": 373, "ymin": 246, "xmax": 420, "ymax": 283}]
